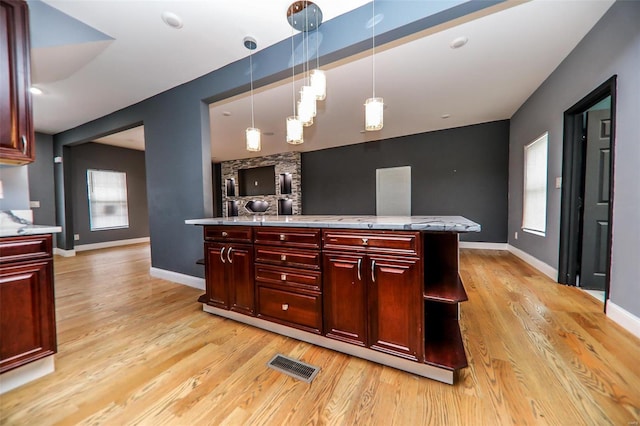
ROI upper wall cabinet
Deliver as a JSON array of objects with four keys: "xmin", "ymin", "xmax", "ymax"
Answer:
[{"xmin": 1, "ymin": 0, "xmax": 34, "ymax": 165}]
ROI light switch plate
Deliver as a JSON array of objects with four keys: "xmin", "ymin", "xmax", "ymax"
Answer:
[
  {"xmin": 29, "ymin": 200, "xmax": 40, "ymax": 208},
  {"xmin": 555, "ymin": 177, "xmax": 562, "ymax": 189}
]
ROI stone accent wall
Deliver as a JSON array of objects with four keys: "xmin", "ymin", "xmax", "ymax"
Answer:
[{"xmin": 221, "ymin": 152, "xmax": 301, "ymax": 217}]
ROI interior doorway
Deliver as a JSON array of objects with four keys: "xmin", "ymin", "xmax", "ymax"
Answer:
[{"xmin": 558, "ymin": 76, "xmax": 616, "ymax": 309}]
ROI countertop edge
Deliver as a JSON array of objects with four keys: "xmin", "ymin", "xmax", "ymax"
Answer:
[{"xmin": 0, "ymin": 225, "xmax": 62, "ymax": 238}]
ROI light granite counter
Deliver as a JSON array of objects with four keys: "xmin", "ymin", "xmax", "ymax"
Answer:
[
  {"xmin": 0, "ymin": 210, "xmax": 61, "ymax": 237},
  {"xmin": 185, "ymin": 215, "xmax": 480, "ymax": 233}
]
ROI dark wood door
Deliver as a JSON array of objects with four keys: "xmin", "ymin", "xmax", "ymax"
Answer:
[
  {"xmin": 368, "ymin": 255, "xmax": 423, "ymax": 361},
  {"xmin": 323, "ymin": 252, "xmax": 367, "ymax": 346},
  {"xmin": 0, "ymin": 260, "xmax": 56, "ymax": 373},
  {"xmin": 228, "ymin": 243, "xmax": 255, "ymax": 315},
  {"xmin": 580, "ymin": 109, "xmax": 611, "ymax": 290},
  {"xmin": 0, "ymin": 0, "xmax": 34, "ymax": 164},
  {"xmin": 205, "ymin": 242, "xmax": 228, "ymax": 309}
]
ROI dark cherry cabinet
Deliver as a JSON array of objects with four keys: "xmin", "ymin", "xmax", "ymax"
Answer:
[
  {"xmin": 323, "ymin": 253, "xmax": 367, "ymax": 346},
  {"xmin": 0, "ymin": 235, "xmax": 56, "ymax": 373},
  {"xmin": 323, "ymin": 250, "xmax": 423, "ymax": 361},
  {"xmin": 1, "ymin": 0, "xmax": 34, "ymax": 165},
  {"xmin": 367, "ymin": 255, "xmax": 422, "ymax": 361},
  {"xmin": 204, "ymin": 242, "xmax": 254, "ymax": 315}
]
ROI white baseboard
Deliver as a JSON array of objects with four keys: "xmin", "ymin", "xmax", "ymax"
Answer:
[
  {"xmin": 507, "ymin": 244, "xmax": 558, "ymax": 281},
  {"xmin": 606, "ymin": 300, "xmax": 640, "ymax": 340},
  {"xmin": 149, "ymin": 267, "xmax": 205, "ymax": 290},
  {"xmin": 0, "ymin": 356, "xmax": 55, "ymax": 395},
  {"xmin": 459, "ymin": 242, "xmax": 508, "ymax": 250},
  {"xmin": 75, "ymin": 237, "xmax": 150, "ymax": 252},
  {"xmin": 53, "ymin": 248, "xmax": 76, "ymax": 257}
]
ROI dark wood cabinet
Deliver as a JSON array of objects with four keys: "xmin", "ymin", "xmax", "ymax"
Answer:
[
  {"xmin": 0, "ymin": 235, "xmax": 56, "ymax": 373},
  {"xmin": 204, "ymin": 242, "xmax": 254, "ymax": 315},
  {"xmin": 1, "ymin": 0, "xmax": 34, "ymax": 165},
  {"xmin": 368, "ymin": 254, "xmax": 422, "ymax": 361},
  {"xmin": 323, "ymin": 252, "xmax": 367, "ymax": 346},
  {"xmin": 323, "ymin": 244, "xmax": 423, "ymax": 361}
]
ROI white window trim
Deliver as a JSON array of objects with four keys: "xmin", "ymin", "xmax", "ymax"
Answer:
[{"xmin": 522, "ymin": 132, "xmax": 548, "ymax": 237}]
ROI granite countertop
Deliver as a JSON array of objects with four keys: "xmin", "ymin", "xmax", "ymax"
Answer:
[
  {"xmin": 185, "ymin": 215, "xmax": 481, "ymax": 233},
  {"xmin": 0, "ymin": 210, "xmax": 61, "ymax": 237}
]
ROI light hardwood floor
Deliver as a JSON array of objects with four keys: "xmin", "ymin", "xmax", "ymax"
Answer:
[{"xmin": 1, "ymin": 244, "xmax": 639, "ymax": 425}]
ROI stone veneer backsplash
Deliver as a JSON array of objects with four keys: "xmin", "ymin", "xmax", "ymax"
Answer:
[{"xmin": 221, "ymin": 152, "xmax": 301, "ymax": 217}]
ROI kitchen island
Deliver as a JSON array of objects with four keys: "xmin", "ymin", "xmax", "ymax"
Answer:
[{"xmin": 186, "ymin": 215, "xmax": 480, "ymax": 384}]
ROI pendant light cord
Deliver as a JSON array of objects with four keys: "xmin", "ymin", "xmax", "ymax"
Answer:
[
  {"xmin": 291, "ymin": 27, "xmax": 295, "ymax": 115},
  {"xmin": 315, "ymin": 9, "xmax": 319, "ymax": 70},
  {"xmin": 250, "ymin": 51, "xmax": 255, "ymax": 128},
  {"xmin": 372, "ymin": 0, "xmax": 376, "ymax": 98}
]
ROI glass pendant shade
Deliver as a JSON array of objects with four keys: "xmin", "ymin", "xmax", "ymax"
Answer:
[
  {"xmin": 246, "ymin": 127, "xmax": 261, "ymax": 151},
  {"xmin": 300, "ymin": 85, "xmax": 317, "ymax": 117},
  {"xmin": 310, "ymin": 69, "xmax": 326, "ymax": 101},
  {"xmin": 365, "ymin": 97, "xmax": 384, "ymax": 131},
  {"xmin": 297, "ymin": 99, "xmax": 314, "ymax": 127},
  {"xmin": 286, "ymin": 116, "xmax": 304, "ymax": 144}
]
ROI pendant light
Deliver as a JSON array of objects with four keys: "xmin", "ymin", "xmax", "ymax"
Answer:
[
  {"xmin": 365, "ymin": 0, "xmax": 383, "ymax": 131},
  {"xmin": 310, "ymin": 7, "xmax": 326, "ymax": 101},
  {"xmin": 244, "ymin": 36, "xmax": 261, "ymax": 152},
  {"xmin": 286, "ymin": 27, "xmax": 303, "ymax": 144}
]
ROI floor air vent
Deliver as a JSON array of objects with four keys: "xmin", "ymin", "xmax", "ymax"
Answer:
[{"xmin": 267, "ymin": 354, "xmax": 320, "ymax": 383}]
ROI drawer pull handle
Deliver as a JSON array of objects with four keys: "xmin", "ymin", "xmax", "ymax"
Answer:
[
  {"xmin": 281, "ymin": 254, "xmax": 287, "ymax": 261},
  {"xmin": 281, "ymin": 274, "xmax": 287, "ymax": 281},
  {"xmin": 220, "ymin": 247, "xmax": 226, "ymax": 264},
  {"xmin": 21, "ymin": 135, "xmax": 28, "ymax": 155},
  {"xmin": 279, "ymin": 234, "xmax": 286, "ymax": 241},
  {"xmin": 227, "ymin": 247, "xmax": 233, "ymax": 263},
  {"xmin": 222, "ymin": 231, "xmax": 228, "ymax": 237},
  {"xmin": 282, "ymin": 304, "xmax": 289, "ymax": 311},
  {"xmin": 357, "ymin": 258, "xmax": 362, "ymax": 281},
  {"xmin": 371, "ymin": 260, "xmax": 376, "ymax": 282},
  {"xmin": 362, "ymin": 238, "xmax": 369, "ymax": 246}
]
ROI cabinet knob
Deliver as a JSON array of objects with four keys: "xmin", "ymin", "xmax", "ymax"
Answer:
[
  {"xmin": 362, "ymin": 238, "xmax": 369, "ymax": 246},
  {"xmin": 222, "ymin": 231, "xmax": 228, "ymax": 237},
  {"xmin": 281, "ymin": 254, "xmax": 287, "ymax": 261},
  {"xmin": 279, "ymin": 234, "xmax": 286, "ymax": 241},
  {"xmin": 282, "ymin": 304, "xmax": 289, "ymax": 311},
  {"xmin": 281, "ymin": 274, "xmax": 287, "ymax": 281}
]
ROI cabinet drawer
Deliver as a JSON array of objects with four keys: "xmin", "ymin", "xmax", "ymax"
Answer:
[
  {"xmin": 255, "ymin": 264, "xmax": 321, "ymax": 292},
  {"xmin": 255, "ymin": 246, "xmax": 320, "ymax": 270},
  {"xmin": 204, "ymin": 226, "xmax": 252, "ymax": 242},
  {"xmin": 323, "ymin": 230, "xmax": 420, "ymax": 256},
  {"xmin": 254, "ymin": 227, "xmax": 321, "ymax": 249},
  {"xmin": 0, "ymin": 235, "xmax": 52, "ymax": 264},
  {"xmin": 257, "ymin": 286, "xmax": 322, "ymax": 334}
]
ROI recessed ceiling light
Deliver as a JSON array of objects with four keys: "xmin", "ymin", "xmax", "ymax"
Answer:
[
  {"xmin": 441, "ymin": 114, "xmax": 451, "ymax": 119},
  {"xmin": 162, "ymin": 11, "xmax": 183, "ymax": 29},
  {"xmin": 449, "ymin": 36, "xmax": 468, "ymax": 49},
  {"xmin": 29, "ymin": 86, "xmax": 43, "ymax": 95},
  {"xmin": 222, "ymin": 111, "xmax": 232, "ymax": 116}
]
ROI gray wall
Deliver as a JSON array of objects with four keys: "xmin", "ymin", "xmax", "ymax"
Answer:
[
  {"xmin": 70, "ymin": 142, "xmax": 149, "ymax": 245},
  {"xmin": 302, "ymin": 120, "xmax": 509, "ymax": 243},
  {"xmin": 508, "ymin": 1, "xmax": 640, "ymax": 316},
  {"xmin": 27, "ymin": 132, "xmax": 56, "ymax": 225}
]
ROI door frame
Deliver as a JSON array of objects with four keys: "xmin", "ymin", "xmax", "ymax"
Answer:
[{"xmin": 558, "ymin": 75, "xmax": 616, "ymax": 309}]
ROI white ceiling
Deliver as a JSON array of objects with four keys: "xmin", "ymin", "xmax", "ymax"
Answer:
[{"xmin": 34, "ymin": 1, "xmax": 614, "ymax": 162}]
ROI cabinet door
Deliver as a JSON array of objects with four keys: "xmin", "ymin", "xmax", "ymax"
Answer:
[
  {"xmin": 228, "ymin": 243, "xmax": 254, "ymax": 315},
  {"xmin": 0, "ymin": 0, "xmax": 34, "ymax": 164},
  {"xmin": 368, "ymin": 255, "xmax": 423, "ymax": 361},
  {"xmin": 205, "ymin": 242, "xmax": 228, "ymax": 309},
  {"xmin": 323, "ymin": 252, "xmax": 367, "ymax": 346},
  {"xmin": 0, "ymin": 260, "xmax": 56, "ymax": 373}
]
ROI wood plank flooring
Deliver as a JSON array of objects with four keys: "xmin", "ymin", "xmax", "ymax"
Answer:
[{"xmin": 1, "ymin": 244, "xmax": 639, "ymax": 425}]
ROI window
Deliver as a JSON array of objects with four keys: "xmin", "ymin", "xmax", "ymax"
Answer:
[
  {"xmin": 522, "ymin": 133, "xmax": 548, "ymax": 236},
  {"xmin": 87, "ymin": 169, "xmax": 129, "ymax": 231}
]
